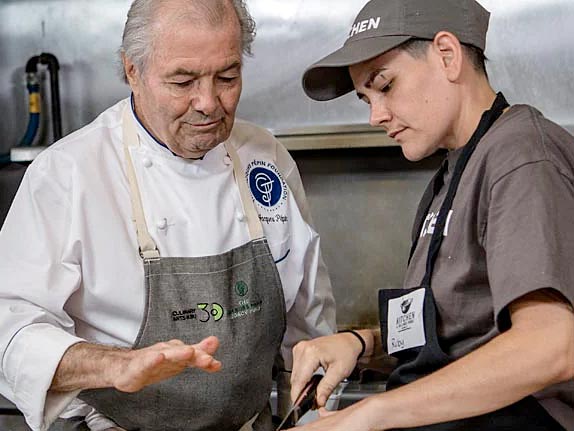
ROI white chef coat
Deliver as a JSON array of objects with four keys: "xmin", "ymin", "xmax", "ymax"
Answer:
[{"xmin": 0, "ymin": 98, "xmax": 336, "ymax": 431}]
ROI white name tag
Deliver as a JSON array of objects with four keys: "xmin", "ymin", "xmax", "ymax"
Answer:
[{"xmin": 387, "ymin": 288, "xmax": 426, "ymax": 354}]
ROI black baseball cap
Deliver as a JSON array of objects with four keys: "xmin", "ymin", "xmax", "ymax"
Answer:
[{"xmin": 302, "ymin": 0, "xmax": 490, "ymax": 101}]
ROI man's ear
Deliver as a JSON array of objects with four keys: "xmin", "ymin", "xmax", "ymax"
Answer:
[
  {"xmin": 122, "ymin": 53, "xmax": 140, "ymax": 92},
  {"xmin": 431, "ymin": 31, "xmax": 463, "ymax": 82}
]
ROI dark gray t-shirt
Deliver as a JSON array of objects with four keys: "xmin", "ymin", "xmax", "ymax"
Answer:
[{"xmin": 403, "ymin": 105, "xmax": 574, "ymax": 429}]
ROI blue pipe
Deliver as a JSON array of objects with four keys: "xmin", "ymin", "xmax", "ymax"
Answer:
[
  {"xmin": 18, "ymin": 56, "xmax": 42, "ymax": 148},
  {"xmin": 19, "ymin": 83, "xmax": 41, "ymax": 147}
]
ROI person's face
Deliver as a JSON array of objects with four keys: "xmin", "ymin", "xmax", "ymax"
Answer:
[
  {"xmin": 126, "ymin": 15, "xmax": 243, "ymax": 158},
  {"xmin": 349, "ymin": 45, "xmax": 458, "ymax": 161}
]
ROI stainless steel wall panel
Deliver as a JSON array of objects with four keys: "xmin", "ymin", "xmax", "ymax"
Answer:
[{"xmin": 2, "ymin": 0, "xmax": 573, "ymax": 153}]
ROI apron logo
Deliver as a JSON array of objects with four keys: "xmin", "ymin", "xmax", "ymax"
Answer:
[
  {"xmin": 172, "ymin": 308, "xmax": 197, "ymax": 322},
  {"xmin": 246, "ymin": 160, "xmax": 288, "ymax": 212},
  {"xmin": 197, "ymin": 303, "xmax": 224, "ymax": 322},
  {"xmin": 172, "ymin": 304, "xmax": 224, "ymax": 323},
  {"xmin": 235, "ymin": 281, "xmax": 249, "ymax": 297},
  {"xmin": 401, "ymin": 298, "xmax": 413, "ymax": 314},
  {"xmin": 420, "ymin": 210, "xmax": 454, "ymax": 238},
  {"xmin": 228, "ymin": 298, "xmax": 263, "ymax": 320}
]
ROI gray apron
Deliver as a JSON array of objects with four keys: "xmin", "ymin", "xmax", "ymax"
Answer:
[{"xmin": 57, "ymin": 108, "xmax": 286, "ymax": 431}]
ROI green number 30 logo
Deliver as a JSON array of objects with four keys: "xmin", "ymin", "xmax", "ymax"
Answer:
[{"xmin": 197, "ymin": 303, "xmax": 224, "ymax": 322}]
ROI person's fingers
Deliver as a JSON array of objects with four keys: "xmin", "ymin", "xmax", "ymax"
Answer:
[
  {"xmin": 290, "ymin": 342, "xmax": 321, "ymax": 403},
  {"xmin": 315, "ymin": 366, "xmax": 343, "ymax": 407},
  {"xmin": 194, "ymin": 335, "xmax": 220, "ymax": 355},
  {"xmin": 191, "ymin": 348, "xmax": 222, "ymax": 372},
  {"xmin": 161, "ymin": 345, "xmax": 196, "ymax": 362}
]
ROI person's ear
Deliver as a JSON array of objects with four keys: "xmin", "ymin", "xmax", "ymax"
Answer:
[
  {"xmin": 431, "ymin": 31, "xmax": 463, "ymax": 82},
  {"xmin": 122, "ymin": 53, "xmax": 141, "ymax": 93}
]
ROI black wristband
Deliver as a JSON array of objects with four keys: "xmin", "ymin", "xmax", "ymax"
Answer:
[{"xmin": 338, "ymin": 329, "xmax": 366, "ymax": 358}]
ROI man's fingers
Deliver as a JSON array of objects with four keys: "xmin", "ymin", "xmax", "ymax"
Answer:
[
  {"xmin": 194, "ymin": 336, "xmax": 220, "ymax": 355},
  {"xmin": 192, "ymin": 348, "xmax": 222, "ymax": 372}
]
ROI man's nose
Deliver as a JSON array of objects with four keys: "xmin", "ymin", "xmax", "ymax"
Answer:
[
  {"xmin": 192, "ymin": 82, "xmax": 220, "ymax": 116},
  {"xmin": 369, "ymin": 100, "xmax": 392, "ymax": 128}
]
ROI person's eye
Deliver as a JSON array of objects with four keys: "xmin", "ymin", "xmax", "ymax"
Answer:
[
  {"xmin": 380, "ymin": 80, "xmax": 393, "ymax": 93},
  {"xmin": 171, "ymin": 81, "xmax": 193, "ymax": 88},
  {"xmin": 361, "ymin": 96, "xmax": 371, "ymax": 105},
  {"xmin": 218, "ymin": 75, "xmax": 239, "ymax": 83}
]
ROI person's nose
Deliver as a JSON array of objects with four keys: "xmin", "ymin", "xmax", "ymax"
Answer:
[
  {"xmin": 369, "ymin": 99, "xmax": 392, "ymax": 128},
  {"xmin": 191, "ymin": 81, "xmax": 220, "ymax": 116}
]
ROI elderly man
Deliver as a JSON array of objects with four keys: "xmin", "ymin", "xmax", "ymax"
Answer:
[
  {"xmin": 0, "ymin": 1, "xmax": 335, "ymax": 430},
  {"xmin": 289, "ymin": 0, "xmax": 574, "ymax": 430}
]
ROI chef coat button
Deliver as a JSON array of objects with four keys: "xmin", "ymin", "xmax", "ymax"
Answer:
[
  {"xmin": 236, "ymin": 212, "xmax": 246, "ymax": 222},
  {"xmin": 223, "ymin": 155, "xmax": 232, "ymax": 166},
  {"xmin": 143, "ymin": 158, "xmax": 153, "ymax": 168},
  {"xmin": 156, "ymin": 218, "xmax": 168, "ymax": 230}
]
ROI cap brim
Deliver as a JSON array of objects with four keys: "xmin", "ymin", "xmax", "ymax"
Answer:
[{"xmin": 302, "ymin": 35, "xmax": 412, "ymax": 101}]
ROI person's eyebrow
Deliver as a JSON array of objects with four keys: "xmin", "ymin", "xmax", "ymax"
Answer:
[
  {"xmin": 355, "ymin": 67, "xmax": 387, "ymax": 99},
  {"xmin": 365, "ymin": 67, "xmax": 387, "ymax": 89},
  {"xmin": 166, "ymin": 61, "xmax": 242, "ymax": 79}
]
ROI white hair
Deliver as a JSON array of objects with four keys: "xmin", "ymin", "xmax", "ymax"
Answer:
[{"xmin": 119, "ymin": 0, "xmax": 256, "ymax": 82}]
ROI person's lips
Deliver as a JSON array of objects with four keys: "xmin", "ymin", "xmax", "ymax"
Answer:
[
  {"xmin": 187, "ymin": 119, "xmax": 222, "ymax": 130},
  {"xmin": 388, "ymin": 127, "xmax": 406, "ymax": 140}
]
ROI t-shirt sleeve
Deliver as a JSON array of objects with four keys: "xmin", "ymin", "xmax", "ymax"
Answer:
[{"xmin": 485, "ymin": 160, "xmax": 574, "ymax": 330}]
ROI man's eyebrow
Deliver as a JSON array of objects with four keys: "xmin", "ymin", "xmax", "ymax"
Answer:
[
  {"xmin": 166, "ymin": 62, "xmax": 242, "ymax": 78},
  {"xmin": 221, "ymin": 61, "xmax": 242, "ymax": 73},
  {"xmin": 166, "ymin": 68, "xmax": 197, "ymax": 78}
]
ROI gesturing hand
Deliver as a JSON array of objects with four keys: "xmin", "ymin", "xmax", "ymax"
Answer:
[{"xmin": 113, "ymin": 336, "xmax": 221, "ymax": 392}]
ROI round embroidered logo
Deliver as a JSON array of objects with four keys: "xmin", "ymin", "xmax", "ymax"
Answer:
[
  {"xmin": 235, "ymin": 281, "xmax": 249, "ymax": 297},
  {"xmin": 247, "ymin": 163, "xmax": 287, "ymax": 210}
]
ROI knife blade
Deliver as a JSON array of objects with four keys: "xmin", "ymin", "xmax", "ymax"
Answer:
[{"xmin": 275, "ymin": 374, "xmax": 323, "ymax": 431}]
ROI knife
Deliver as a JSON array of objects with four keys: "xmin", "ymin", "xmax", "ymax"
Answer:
[{"xmin": 275, "ymin": 374, "xmax": 323, "ymax": 431}]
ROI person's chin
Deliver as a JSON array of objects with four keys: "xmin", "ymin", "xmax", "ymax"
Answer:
[
  {"xmin": 183, "ymin": 136, "xmax": 225, "ymax": 157},
  {"xmin": 401, "ymin": 145, "xmax": 425, "ymax": 162}
]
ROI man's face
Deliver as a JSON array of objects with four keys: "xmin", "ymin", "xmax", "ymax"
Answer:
[
  {"xmin": 126, "ymin": 14, "xmax": 243, "ymax": 158},
  {"xmin": 349, "ymin": 46, "xmax": 458, "ymax": 161}
]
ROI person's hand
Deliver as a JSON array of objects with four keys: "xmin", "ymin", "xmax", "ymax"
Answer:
[
  {"xmin": 113, "ymin": 336, "xmax": 221, "ymax": 392},
  {"xmin": 290, "ymin": 332, "xmax": 363, "ymax": 407}
]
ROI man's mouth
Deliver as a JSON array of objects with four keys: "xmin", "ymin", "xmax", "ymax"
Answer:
[{"xmin": 187, "ymin": 119, "xmax": 222, "ymax": 129}]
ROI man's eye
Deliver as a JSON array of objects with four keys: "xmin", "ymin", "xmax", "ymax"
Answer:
[
  {"xmin": 171, "ymin": 81, "xmax": 192, "ymax": 87},
  {"xmin": 218, "ymin": 76, "xmax": 238, "ymax": 83}
]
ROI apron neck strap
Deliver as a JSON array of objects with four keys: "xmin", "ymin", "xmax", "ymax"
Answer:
[
  {"xmin": 224, "ymin": 141, "xmax": 265, "ymax": 240},
  {"xmin": 418, "ymin": 92, "xmax": 509, "ymax": 287},
  {"xmin": 122, "ymin": 106, "xmax": 161, "ymax": 259}
]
